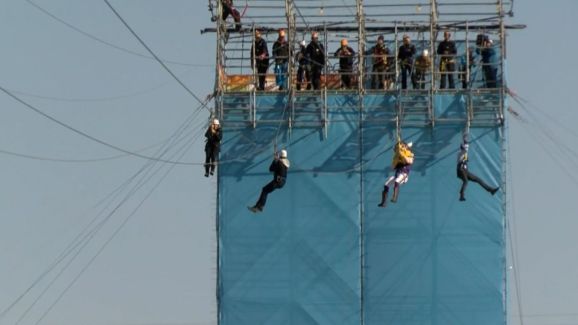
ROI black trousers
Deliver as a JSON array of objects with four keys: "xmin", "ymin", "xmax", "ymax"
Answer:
[
  {"xmin": 205, "ymin": 146, "xmax": 219, "ymax": 174},
  {"xmin": 296, "ymin": 66, "xmax": 310, "ymax": 90},
  {"xmin": 310, "ymin": 67, "xmax": 322, "ymax": 90},
  {"xmin": 256, "ymin": 63, "xmax": 268, "ymax": 90},
  {"xmin": 401, "ymin": 65, "xmax": 414, "ymax": 89},
  {"xmin": 457, "ymin": 166, "xmax": 493, "ymax": 197},
  {"xmin": 339, "ymin": 68, "xmax": 353, "ymax": 88},
  {"xmin": 483, "ymin": 65, "xmax": 497, "ymax": 88},
  {"xmin": 371, "ymin": 64, "xmax": 386, "ymax": 89},
  {"xmin": 439, "ymin": 61, "xmax": 455, "ymax": 89},
  {"xmin": 256, "ymin": 178, "xmax": 285, "ymax": 209}
]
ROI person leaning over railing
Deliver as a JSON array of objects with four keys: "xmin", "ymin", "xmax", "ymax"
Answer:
[
  {"xmin": 306, "ymin": 32, "xmax": 325, "ymax": 90},
  {"xmin": 369, "ymin": 35, "xmax": 390, "ymax": 90},
  {"xmin": 251, "ymin": 29, "xmax": 269, "ymax": 91},
  {"xmin": 272, "ymin": 29, "xmax": 289, "ymax": 91},
  {"xmin": 398, "ymin": 34, "xmax": 417, "ymax": 89},
  {"xmin": 334, "ymin": 39, "xmax": 356, "ymax": 89},
  {"xmin": 437, "ymin": 30, "xmax": 457, "ymax": 89}
]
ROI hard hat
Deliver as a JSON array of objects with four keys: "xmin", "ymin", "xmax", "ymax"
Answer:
[
  {"xmin": 212, "ymin": 118, "xmax": 220, "ymax": 125},
  {"xmin": 407, "ymin": 142, "xmax": 413, "ymax": 148},
  {"xmin": 300, "ymin": 40, "xmax": 306, "ymax": 46},
  {"xmin": 341, "ymin": 39, "xmax": 348, "ymax": 46},
  {"xmin": 422, "ymin": 49, "xmax": 429, "ymax": 56},
  {"xmin": 280, "ymin": 149, "xmax": 288, "ymax": 158}
]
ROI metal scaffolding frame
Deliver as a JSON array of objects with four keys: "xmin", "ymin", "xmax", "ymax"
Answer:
[{"xmin": 203, "ymin": 0, "xmax": 524, "ymax": 129}]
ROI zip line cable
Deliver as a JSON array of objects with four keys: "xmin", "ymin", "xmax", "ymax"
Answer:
[
  {"xmin": 102, "ymin": 0, "xmax": 209, "ymax": 109},
  {"xmin": 24, "ymin": 0, "xmax": 207, "ymax": 68},
  {"xmin": 0, "ymin": 106, "xmax": 201, "ymax": 320},
  {"xmin": 0, "ymin": 85, "xmax": 210, "ymax": 165},
  {"xmin": 15, "ymin": 133, "xmax": 197, "ymax": 324},
  {"xmin": 32, "ymin": 136, "xmax": 197, "ymax": 325}
]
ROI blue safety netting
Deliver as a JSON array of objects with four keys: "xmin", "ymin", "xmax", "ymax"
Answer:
[{"xmin": 218, "ymin": 93, "xmax": 505, "ymax": 325}]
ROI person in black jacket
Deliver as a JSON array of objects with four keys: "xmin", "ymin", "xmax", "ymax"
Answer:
[
  {"xmin": 251, "ymin": 30, "xmax": 269, "ymax": 91},
  {"xmin": 334, "ymin": 38, "xmax": 356, "ymax": 89},
  {"xmin": 437, "ymin": 31, "xmax": 457, "ymax": 89},
  {"xmin": 398, "ymin": 34, "xmax": 417, "ymax": 89},
  {"xmin": 456, "ymin": 137, "xmax": 499, "ymax": 201},
  {"xmin": 248, "ymin": 150, "xmax": 290, "ymax": 213},
  {"xmin": 306, "ymin": 32, "xmax": 325, "ymax": 90},
  {"xmin": 272, "ymin": 29, "xmax": 289, "ymax": 90},
  {"xmin": 204, "ymin": 119, "xmax": 222, "ymax": 177},
  {"xmin": 295, "ymin": 40, "xmax": 310, "ymax": 90}
]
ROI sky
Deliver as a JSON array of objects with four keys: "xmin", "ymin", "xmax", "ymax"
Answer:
[{"xmin": 0, "ymin": 1, "xmax": 577, "ymax": 325}]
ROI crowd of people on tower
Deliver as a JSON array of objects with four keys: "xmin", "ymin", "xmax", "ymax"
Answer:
[{"xmin": 242, "ymin": 28, "xmax": 499, "ymax": 91}]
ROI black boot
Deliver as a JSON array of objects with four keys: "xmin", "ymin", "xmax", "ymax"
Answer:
[
  {"xmin": 390, "ymin": 184, "xmax": 399, "ymax": 203},
  {"xmin": 490, "ymin": 187, "xmax": 499, "ymax": 195},
  {"xmin": 378, "ymin": 186, "xmax": 389, "ymax": 207}
]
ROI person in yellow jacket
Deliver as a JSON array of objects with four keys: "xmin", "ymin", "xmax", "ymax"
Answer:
[{"xmin": 378, "ymin": 141, "xmax": 414, "ymax": 207}]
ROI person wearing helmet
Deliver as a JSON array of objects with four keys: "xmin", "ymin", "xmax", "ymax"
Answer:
[
  {"xmin": 437, "ymin": 30, "xmax": 457, "ymax": 89},
  {"xmin": 334, "ymin": 38, "xmax": 356, "ymax": 89},
  {"xmin": 413, "ymin": 49, "xmax": 431, "ymax": 89},
  {"xmin": 369, "ymin": 35, "xmax": 391, "ymax": 90},
  {"xmin": 295, "ymin": 40, "xmax": 310, "ymax": 90},
  {"xmin": 306, "ymin": 32, "xmax": 325, "ymax": 90},
  {"xmin": 249, "ymin": 150, "xmax": 290, "ymax": 213},
  {"xmin": 251, "ymin": 29, "xmax": 269, "ymax": 91},
  {"xmin": 378, "ymin": 141, "xmax": 414, "ymax": 207},
  {"xmin": 272, "ymin": 29, "xmax": 289, "ymax": 91},
  {"xmin": 397, "ymin": 34, "xmax": 417, "ymax": 89},
  {"xmin": 457, "ymin": 137, "xmax": 499, "ymax": 201},
  {"xmin": 204, "ymin": 118, "xmax": 222, "ymax": 177}
]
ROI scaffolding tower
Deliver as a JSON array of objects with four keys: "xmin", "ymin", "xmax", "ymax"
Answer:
[{"xmin": 203, "ymin": 1, "xmax": 523, "ymax": 325}]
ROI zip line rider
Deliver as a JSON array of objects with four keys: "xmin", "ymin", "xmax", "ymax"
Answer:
[
  {"xmin": 378, "ymin": 140, "xmax": 414, "ymax": 207},
  {"xmin": 457, "ymin": 137, "xmax": 499, "ymax": 201},
  {"xmin": 248, "ymin": 149, "xmax": 290, "ymax": 213},
  {"xmin": 204, "ymin": 119, "xmax": 222, "ymax": 177}
]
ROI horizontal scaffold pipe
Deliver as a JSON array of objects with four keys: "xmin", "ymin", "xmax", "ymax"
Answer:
[{"xmin": 200, "ymin": 24, "xmax": 526, "ymax": 34}]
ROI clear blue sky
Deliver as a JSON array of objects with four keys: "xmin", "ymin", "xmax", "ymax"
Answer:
[{"xmin": 0, "ymin": 1, "xmax": 577, "ymax": 325}]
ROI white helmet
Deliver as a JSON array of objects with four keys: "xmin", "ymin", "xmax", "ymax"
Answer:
[
  {"xmin": 280, "ymin": 149, "xmax": 288, "ymax": 158},
  {"xmin": 300, "ymin": 40, "xmax": 306, "ymax": 46},
  {"xmin": 407, "ymin": 142, "xmax": 413, "ymax": 148},
  {"xmin": 422, "ymin": 49, "xmax": 429, "ymax": 57},
  {"xmin": 212, "ymin": 118, "xmax": 220, "ymax": 125}
]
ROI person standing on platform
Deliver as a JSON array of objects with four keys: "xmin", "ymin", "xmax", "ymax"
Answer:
[
  {"xmin": 398, "ymin": 34, "xmax": 417, "ymax": 89},
  {"xmin": 370, "ymin": 35, "xmax": 390, "ymax": 90},
  {"xmin": 437, "ymin": 30, "xmax": 457, "ymax": 89},
  {"xmin": 460, "ymin": 47, "xmax": 475, "ymax": 89},
  {"xmin": 413, "ymin": 49, "xmax": 431, "ymax": 89},
  {"xmin": 456, "ymin": 137, "xmax": 499, "ymax": 201},
  {"xmin": 334, "ymin": 38, "xmax": 356, "ymax": 89},
  {"xmin": 251, "ymin": 29, "xmax": 269, "ymax": 91},
  {"xmin": 204, "ymin": 119, "xmax": 222, "ymax": 177},
  {"xmin": 272, "ymin": 29, "xmax": 289, "ymax": 91},
  {"xmin": 480, "ymin": 37, "xmax": 498, "ymax": 88},
  {"xmin": 217, "ymin": 0, "xmax": 242, "ymax": 31},
  {"xmin": 306, "ymin": 31, "xmax": 325, "ymax": 90},
  {"xmin": 296, "ymin": 40, "xmax": 310, "ymax": 90},
  {"xmin": 378, "ymin": 141, "xmax": 414, "ymax": 207},
  {"xmin": 249, "ymin": 150, "xmax": 290, "ymax": 213}
]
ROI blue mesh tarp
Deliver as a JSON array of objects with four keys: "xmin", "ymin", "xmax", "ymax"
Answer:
[{"xmin": 218, "ymin": 94, "xmax": 505, "ymax": 325}]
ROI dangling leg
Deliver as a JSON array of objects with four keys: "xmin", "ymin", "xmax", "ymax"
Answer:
[
  {"xmin": 378, "ymin": 185, "xmax": 389, "ymax": 207},
  {"xmin": 466, "ymin": 170, "xmax": 499, "ymax": 195},
  {"xmin": 457, "ymin": 167, "xmax": 468, "ymax": 201},
  {"xmin": 249, "ymin": 180, "xmax": 277, "ymax": 213},
  {"xmin": 204, "ymin": 149, "xmax": 211, "ymax": 177},
  {"xmin": 210, "ymin": 148, "xmax": 218, "ymax": 175},
  {"xmin": 390, "ymin": 183, "xmax": 400, "ymax": 203}
]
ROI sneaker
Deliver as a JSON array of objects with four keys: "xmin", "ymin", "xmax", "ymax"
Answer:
[
  {"xmin": 490, "ymin": 187, "xmax": 499, "ymax": 195},
  {"xmin": 210, "ymin": 171, "xmax": 214, "ymax": 176},
  {"xmin": 459, "ymin": 196, "xmax": 466, "ymax": 201},
  {"xmin": 377, "ymin": 203, "xmax": 386, "ymax": 208},
  {"xmin": 248, "ymin": 206, "xmax": 262, "ymax": 213},
  {"xmin": 204, "ymin": 172, "xmax": 209, "ymax": 177}
]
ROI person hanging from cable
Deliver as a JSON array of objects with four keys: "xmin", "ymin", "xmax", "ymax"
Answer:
[
  {"xmin": 334, "ymin": 38, "xmax": 356, "ymax": 89},
  {"xmin": 212, "ymin": 0, "xmax": 242, "ymax": 31},
  {"xmin": 272, "ymin": 29, "xmax": 289, "ymax": 91},
  {"xmin": 204, "ymin": 118, "xmax": 222, "ymax": 177},
  {"xmin": 248, "ymin": 149, "xmax": 290, "ymax": 213},
  {"xmin": 251, "ymin": 29, "xmax": 269, "ymax": 91},
  {"xmin": 306, "ymin": 31, "xmax": 325, "ymax": 90},
  {"xmin": 456, "ymin": 136, "xmax": 499, "ymax": 201},
  {"xmin": 378, "ymin": 140, "xmax": 415, "ymax": 207}
]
